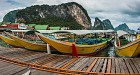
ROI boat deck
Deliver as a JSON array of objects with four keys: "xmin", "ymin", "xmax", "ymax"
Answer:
[{"xmin": 0, "ymin": 47, "xmax": 140, "ymax": 75}]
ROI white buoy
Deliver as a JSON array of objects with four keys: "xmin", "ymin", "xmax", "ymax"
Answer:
[{"xmin": 47, "ymin": 44, "xmax": 51, "ymax": 54}]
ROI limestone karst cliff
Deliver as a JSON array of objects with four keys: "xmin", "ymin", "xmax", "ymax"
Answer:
[{"xmin": 3, "ymin": 2, "xmax": 91, "ymax": 29}]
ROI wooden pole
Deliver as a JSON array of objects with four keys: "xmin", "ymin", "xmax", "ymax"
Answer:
[{"xmin": 47, "ymin": 44, "xmax": 51, "ymax": 54}]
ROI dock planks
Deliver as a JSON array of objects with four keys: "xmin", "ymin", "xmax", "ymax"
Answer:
[{"xmin": 0, "ymin": 47, "xmax": 140, "ymax": 75}]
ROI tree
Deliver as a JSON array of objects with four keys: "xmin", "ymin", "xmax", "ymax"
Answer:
[{"xmin": 17, "ymin": 18, "xmax": 26, "ymax": 23}]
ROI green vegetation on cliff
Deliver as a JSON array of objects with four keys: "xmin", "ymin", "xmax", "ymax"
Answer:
[
  {"xmin": 3, "ymin": 2, "xmax": 91, "ymax": 30},
  {"xmin": 27, "ymin": 16, "xmax": 83, "ymax": 30},
  {"xmin": 3, "ymin": 10, "xmax": 19, "ymax": 23}
]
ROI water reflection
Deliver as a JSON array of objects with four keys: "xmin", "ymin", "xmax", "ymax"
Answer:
[{"xmin": 107, "ymin": 46, "xmax": 115, "ymax": 57}]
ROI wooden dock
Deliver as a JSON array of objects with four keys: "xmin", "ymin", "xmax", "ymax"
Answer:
[{"xmin": 0, "ymin": 47, "xmax": 140, "ymax": 75}]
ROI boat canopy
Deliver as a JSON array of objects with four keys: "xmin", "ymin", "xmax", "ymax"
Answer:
[
  {"xmin": 11, "ymin": 30, "xmax": 114, "ymax": 35},
  {"xmin": 117, "ymin": 30, "xmax": 129, "ymax": 37}
]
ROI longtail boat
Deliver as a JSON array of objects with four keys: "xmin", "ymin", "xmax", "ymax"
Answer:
[
  {"xmin": 0, "ymin": 35, "xmax": 23, "ymax": 48},
  {"xmin": 114, "ymin": 38, "xmax": 140, "ymax": 57},
  {"xmin": 137, "ymin": 34, "xmax": 140, "ymax": 39},
  {"xmin": 36, "ymin": 32, "xmax": 111, "ymax": 55},
  {"xmin": 5, "ymin": 32, "xmax": 47, "ymax": 51}
]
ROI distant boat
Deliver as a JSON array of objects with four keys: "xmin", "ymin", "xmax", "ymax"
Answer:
[
  {"xmin": 5, "ymin": 32, "xmax": 47, "ymax": 51},
  {"xmin": 0, "ymin": 35, "xmax": 23, "ymax": 48},
  {"xmin": 114, "ymin": 38, "xmax": 140, "ymax": 57},
  {"xmin": 36, "ymin": 32, "xmax": 111, "ymax": 55}
]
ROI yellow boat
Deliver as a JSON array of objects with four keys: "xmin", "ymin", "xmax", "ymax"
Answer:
[
  {"xmin": 115, "ymin": 38, "xmax": 140, "ymax": 57},
  {"xmin": 0, "ymin": 35, "xmax": 23, "ymax": 47},
  {"xmin": 36, "ymin": 32, "xmax": 110, "ymax": 54},
  {"xmin": 5, "ymin": 32, "xmax": 47, "ymax": 51},
  {"xmin": 137, "ymin": 34, "xmax": 140, "ymax": 39}
]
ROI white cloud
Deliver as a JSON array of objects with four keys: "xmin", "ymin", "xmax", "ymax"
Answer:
[
  {"xmin": 127, "ymin": 23, "xmax": 140, "ymax": 31},
  {"xmin": 0, "ymin": 0, "xmax": 140, "ymax": 30}
]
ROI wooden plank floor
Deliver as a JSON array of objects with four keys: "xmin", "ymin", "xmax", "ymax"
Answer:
[
  {"xmin": 0, "ymin": 46, "xmax": 140, "ymax": 75},
  {"xmin": 0, "ymin": 61, "xmax": 62, "ymax": 75}
]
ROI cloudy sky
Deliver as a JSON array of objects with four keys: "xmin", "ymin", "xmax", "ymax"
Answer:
[{"xmin": 0, "ymin": 0, "xmax": 140, "ymax": 30}]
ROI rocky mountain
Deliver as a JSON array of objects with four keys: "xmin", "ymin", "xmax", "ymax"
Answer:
[
  {"xmin": 92, "ymin": 17, "xmax": 135, "ymax": 33},
  {"xmin": 115, "ymin": 23, "xmax": 130, "ymax": 31},
  {"xmin": 3, "ymin": 10, "xmax": 19, "ymax": 23},
  {"xmin": 3, "ymin": 2, "xmax": 91, "ymax": 29},
  {"xmin": 92, "ymin": 17, "xmax": 114, "ymax": 30},
  {"xmin": 115, "ymin": 23, "xmax": 135, "ymax": 33},
  {"xmin": 92, "ymin": 17, "xmax": 106, "ymax": 30},
  {"xmin": 102, "ymin": 19, "xmax": 114, "ymax": 30}
]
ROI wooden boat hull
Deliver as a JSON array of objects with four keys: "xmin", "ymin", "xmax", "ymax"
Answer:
[
  {"xmin": 115, "ymin": 38, "xmax": 140, "ymax": 57},
  {"xmin": 0, "ymin": 35, "xmax": 23, "ymax": 48},
  {"xmin": 137, "ymin": 34, "xmax": 140, "ymax": 39},
  {"xmin": 5, "ymin": 32, "xmax": 47, "ymax": 51},
  {"xmin": 36, "ymin": 33, "xmax": 110, "ymax": 54}
]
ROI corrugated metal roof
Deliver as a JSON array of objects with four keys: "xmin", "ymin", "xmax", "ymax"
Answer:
[
  {"xmin": 35, "ymin": 25, "xmax": 48, "ymax": 30},
  {"xmin": 28, "ymin": 24, "xmax": 36, "ymax": 27},
  {"xmin": 5, "ymin": 24, "xmax": 19, "ymax": 29},
  {"xmin": 50, "ymin": 27, "xmax": 60, "ymax": 30}
]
